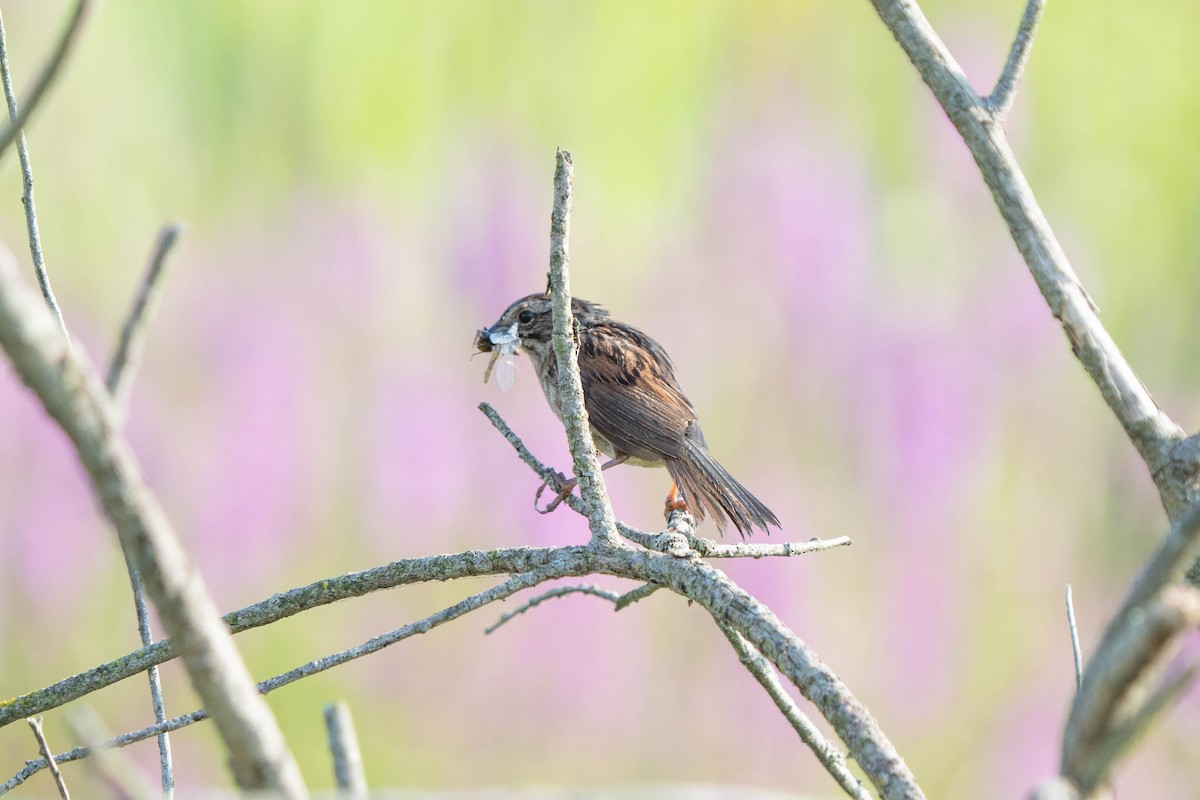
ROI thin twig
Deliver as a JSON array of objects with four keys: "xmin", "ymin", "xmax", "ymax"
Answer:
[
  {"xmin": 486, "ymin": 584, "xmax": 620, "ymax": 633},
  {"xmin": 717, "ymin": 624, "xmax": 871, "ymax": 800},
  {"xmin": 0, "ymin": 0, "xmax": 92, "ymax": 159},
  {"xmin": 985, "ymin": 0, "xmax": 1047, "ymax": 119},
  {"xmin": 103, "ymin": 226, "xmax": 183, "ymax": 797},
  {"xmin": 620, "ymin": 524, "xmax": 853, "ymax": 559},
  {"xmin": 614, "ymin": 582, "xmax": 660, "ymax": 610},
  {"xmin": 480, "ymin": 402, "xmax": 581, "ymax": 508},
  {"xmin": 26, "ymin": 717, "xmax": 69, "ymax": 800},
  {"xmin": 323, "ymin": 702, "xmax": 367, "ymax": 798},
  {"xmin": 0, "ymin": 11, "xmax": 70, "ymax": 342},
  {"xmin": 1, "ymin": 712, "xmax": 206, "ymax": 795},
  {"xmin": 117, "ymin": 554, "xmax": 173, "ymax": 798},
  {"xmin": 107, "ymin": 223, "xmax": 183, "ymax": 416},
  {"xmin": 0, "ymin": 245, "xmax": 303, "ymax": 792},
  {"xmin": 545, "ymin": 148, "xmax": 621, "ymax": 547},
  {"xmin": 1066, "ymin": 584, "xmax": 1082, "ymax": 691}
]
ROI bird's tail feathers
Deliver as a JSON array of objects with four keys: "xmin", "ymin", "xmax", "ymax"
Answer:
[{"xmin": 667, "ymin": 438, "xmax": 780, "ymax": 540}]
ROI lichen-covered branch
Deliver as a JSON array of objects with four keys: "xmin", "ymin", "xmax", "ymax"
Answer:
[{"xmin": 544, "ymin": 148, "xmax": 621, "ymax": 547}]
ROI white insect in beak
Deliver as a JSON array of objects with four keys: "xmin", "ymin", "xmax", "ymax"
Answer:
[{"xmin": 484, "ymin": 323, "xmax": 520, "ymax": 392}]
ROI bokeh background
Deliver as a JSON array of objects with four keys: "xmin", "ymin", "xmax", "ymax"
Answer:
[{"xmin": 1, "ymin": 0, "xmax": 1198, "ymax": 796}]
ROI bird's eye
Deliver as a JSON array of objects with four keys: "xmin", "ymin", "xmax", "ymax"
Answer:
[{"xmin": 518, "ymin": 310, "xmax": 534, "ymax": 324}]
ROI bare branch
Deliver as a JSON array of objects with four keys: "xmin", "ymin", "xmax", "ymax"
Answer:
[
  {"xmin": 620, "ymin": 512, "xmax": 852, "ymax": 559},
  {"xmin": 1061, "ymin": 505, "xmax": 1200, "ymax": 793},
  {"xmin": 3, "ymin": 712, "xmax": 205, "ymax": 795},
  {"xmin": 0, "ymin": 0, "xmax": 92, "ymax": 159},
  {"xmin": 1063, "ymin": 585, "xmax": 1200, "ymax": 794},
  {"xmin": 107, "ymin": 223, "xmax": 183, "ymax": 417},
  {"xmin": 867, "ymin": 0, "xmax": 1191, "ymax": 520},
  {"xmin": 1066, "ymin": 584, "xmax": 1082, "ymax": 691},
  {"xmin": 115, "ymin": 549, "xmax": 173, "ymax": 798},
  {"xmin": 544, "ymin": 149, "xmax": 621, "ymax": 547},
  {"xmin": 717, "ymin": 624, "xmax": 870, "ymax": 800},
  {"xmin": 486, "ymin": 584, "xmax": 622, "ymax": 634},
  {"xmin": 3, "ymin": 533, "xmax": 922, "ymax": 797},
  {"xmin": 985, "ymin": 0, "xmax": 1047, "ymax": 120},
  {"xmin": 0, "ymin": 10, "xmax": 74, "ymax": 342},
  {"xmin": 613, "ymin": 582, "xmax": 660, "ymax": 610},
  {"xmin": 323, "ymin": 703, "xmax": 367, "ymax": 797},
  {"xmin": 0, "ymin": 245, "xmax": 304, "ymax": 793},
  {"xmin": 480, "ymin": 401, "xmax": 577, "ymax": 503},
  {"xmin": 26, "ymin": 717, "xmax": 69, "ymax": 800}
]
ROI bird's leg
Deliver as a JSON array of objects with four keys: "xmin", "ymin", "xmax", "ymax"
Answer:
[
  {"xmin": 664, "ymin": 482, "xmax": 690, "ymax": 519},
  {"xmin": 535, "ymin": 455, "xmax": 628, "ymax": 514}
]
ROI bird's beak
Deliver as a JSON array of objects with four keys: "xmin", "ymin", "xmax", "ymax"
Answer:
[{"xmin": 476, "ymin": 322, "xmax": 518, "ymax": 353}]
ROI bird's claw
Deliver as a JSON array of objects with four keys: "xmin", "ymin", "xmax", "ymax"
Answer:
[{"xmin": 535, "ymin": 472, "xmax": 575, "ymax": 514}]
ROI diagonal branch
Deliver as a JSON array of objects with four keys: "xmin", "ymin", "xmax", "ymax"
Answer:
[
  {"xmin": 0, "ymin": 0, "xmax": 92, "ymax": 160},
  {"xmin": 25, "ymin": 717, "xmax": 70, "ymax": 800},
  {"xmin": 0, "ymin": 245, "xmax": 304, "ymax": 794},
  {"xmin": 106, "ymin": 223, "xmax": 183, "ymax": 416},
  {"xmin": 866, "ymin": 1, "xmax": 1192, "ymax": 523},
  {"xmin": 985, "ymin": 0, "xmax": 1047, "ymax": 120},
  {"xmin": 717, "ymin": 623, "xmax": 871, "ymax": 800},
  {"xmin": 1062, "ymin": 505, "xmax": 1200, "ymax": 793}
]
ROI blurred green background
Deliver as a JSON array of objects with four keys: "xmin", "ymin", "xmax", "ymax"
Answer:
[{"xmin": 1, "ymin": 0, "xmax": 1199, "ymax": 796}]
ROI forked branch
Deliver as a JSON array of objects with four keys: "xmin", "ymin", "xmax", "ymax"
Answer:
[{"xmin": 868, "ymin": 0, "xmax": 1192, "ymax": 521}]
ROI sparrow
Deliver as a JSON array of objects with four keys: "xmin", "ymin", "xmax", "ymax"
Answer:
[{"xmin": 477, "ymin": 292, "xmax": 780, "ymax": 538}]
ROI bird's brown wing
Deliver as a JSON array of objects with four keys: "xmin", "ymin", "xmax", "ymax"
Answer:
[{"xmin": 577, "ymin": 321, "xmax": 695, "ymax": 462}]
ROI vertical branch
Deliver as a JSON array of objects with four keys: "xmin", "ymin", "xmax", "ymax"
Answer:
[
  {"xmin": 106, "ymin": 223, "xmax": 184, "ymax": 798},
  {"xmin": 0, "ymin": 10, "xmax": 71, "ymax": 343},
  {"xmin": 323, "ymin": 702, "xmax": 367, "ymax": 798},
  {"xmin": 545, "ymin": 148, "xmax": 621, "ymax": 548},
  {"xmin": 1066, "ymin": 584, "xmax": 1083, "ymax": 691}
]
